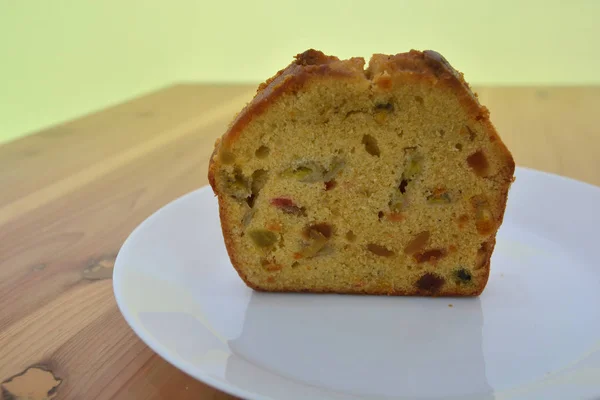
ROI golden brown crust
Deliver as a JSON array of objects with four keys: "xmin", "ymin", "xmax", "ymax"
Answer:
[
  {"xmin": 208, "ymin": 49, "xmax": 514, "ymax": 297},
  {"xmin": 209, "ymin": 48, "xmax": 514, "ymax": 192}
]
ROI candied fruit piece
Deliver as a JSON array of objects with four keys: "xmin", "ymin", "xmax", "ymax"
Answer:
[
  {"xmin": 270, "ymin": 197, "xmax": 306, "ymax": 216},
  {"xmin": 323, "ymin": 159, "xmax": 345, "ymax": 181},
  {"xmin": 345, "ymin": 230, "xmax": 357, "ymax": 242},
  {"xmin": 305, "ymin": 222, "xmax": 333, "ymax": 239},
  {"xmin": 404, "ymin": 231, "xmax": 430, "ymax": 254},
  {"xmin": 403, "ymin": 150, "xmax": 423, "ymax": 180},
  {"xmin": 248, "ymin": 229, "xmax": 278, "ymax": 248},
  {"xmin": 223, "ymin": 169, "xmax": 251, "ymax": 200},
  {"xmin": 414, "ymin": 248, "xmax": 446, "ymax": 264},
  {"xmin": 298, "ymin": 223, "xmax": 334, "ymax": 258},
  {"xmin": 282, "ymin": 165, "xmax": 314, "ymax": 180},
  {"xmin": 427, "ymin": 188, "xmax": 451, "ymax": 204},
  {"xmin": 471, "ymin": 195, "xmax": 495, "ymax": 235},
  {"xmin": 476, "ymin": 241, "xmax": 492, "ymax": 269},
  {"xmin": 373, "ymin": 104, "xmax": 393, "ymax": 124},
  {"xmin": 324, "ymin": 179, "xmax": 337, "ymax": 190},
  {"xmin": 467, "ymin": 150, "xmax": 489, "ymax": 176},
  {"xmin": 389, "ymin": 190, "xmax": 405, "ymax": 212},
  {"xmin": 367, "ymin": 244, "xmax": 395, "ymax": 257},
  {"xmin": 457, "ymin": 214, "xmax": 469, "ymax": 230},
  {"xmin": 387, "ymin": 212, "xmax": 405, "ymax": 222},
  {"xmin": 362, "ymin": 134, "xmax": 380, "ymax": 157}
]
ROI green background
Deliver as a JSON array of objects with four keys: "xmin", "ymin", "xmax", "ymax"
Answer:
[{"xmin": 1, "ymin": 0, "xmax": 599, "ymax": 145}]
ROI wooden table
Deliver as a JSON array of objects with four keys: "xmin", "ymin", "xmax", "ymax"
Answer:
[{"xmin": 1, "ymin": 85, "xmax": 598, "ymax": 400}]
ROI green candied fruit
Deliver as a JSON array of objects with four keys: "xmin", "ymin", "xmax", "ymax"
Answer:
[
  {"xmin": 427, "ymin": 192, "xmax": 452, "ymax": 204},
  {"xmin": 403, "ymin": 153, "xmax": 423, "ymax": 180},
  {"xmin": 282, "ymin": 166, "xmax": 314, "ymax": 180},
  {"xmin": 248, "ymin": 229, "xmax": 278, "ymax": 248},
  {"xmin": 389, "ymin": 190, "xmax": 404, "ymax": 212},
  {"xmin": 223, "ymin": 169, "xmax": 251, "ymax": 200},
  {"xmin": 323, "ymin": 159, "xmax": 345, "ymax": 181}
]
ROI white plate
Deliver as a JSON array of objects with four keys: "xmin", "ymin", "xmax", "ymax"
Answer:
[{"xmin": 113, "ymin": 167, "xmax": 600, "ymax": 400}]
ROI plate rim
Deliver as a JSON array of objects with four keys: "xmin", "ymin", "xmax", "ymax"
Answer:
[{"xmin": 112, "ymin": 166, "xmax": 600, "ymax": 399}]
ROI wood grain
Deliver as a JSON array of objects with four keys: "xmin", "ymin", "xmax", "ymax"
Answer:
[{"xmin": 0, "ymin": 85, "xmax": 598, "ymax": 400}]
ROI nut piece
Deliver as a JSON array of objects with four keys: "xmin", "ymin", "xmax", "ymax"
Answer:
[
  {"xmin": 367, "ymin": 244, "xmax": 395, "ymax": 257},
  {"xmin": 248, "ymin": 229, "xmax": 278, "ymax": 248},
  {"xmin": 404, "ymin": 231, "xmax": 430, "ymax": 255}
]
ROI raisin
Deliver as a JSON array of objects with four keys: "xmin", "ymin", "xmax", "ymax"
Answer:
[
  {"xmin": 398, "ymin": 179, "xmax": 409, "ymax": 194},
  {"xmin": 325, "ymin": 179, "xmax": 337, "ymax": 190},
  {"xmin": 416, "ymin": 273, "xmax": 445, "ymax": 292},
  {"xmin": 455, "ymin": 268, "xmax": 472, "ymax": 283},
  {"xmin": 375, "ymin": 102, "xmax": 394, "ymax": 112}
]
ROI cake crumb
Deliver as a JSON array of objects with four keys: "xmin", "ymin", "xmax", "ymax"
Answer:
[{"xmin": 448, "ymin": 304, "xmax": 453, "ymax": 308}]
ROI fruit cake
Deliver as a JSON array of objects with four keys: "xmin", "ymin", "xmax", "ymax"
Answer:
[{"xmin": 208, "ymin": 49, "xmax": 514, "ymax": 296}]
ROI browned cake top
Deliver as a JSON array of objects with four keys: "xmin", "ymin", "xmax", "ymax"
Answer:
[{"xmin": 209, "ymin": 49, "xmax": 507, "ymax": 191}]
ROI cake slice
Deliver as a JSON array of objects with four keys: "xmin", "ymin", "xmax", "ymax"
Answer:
[{"xmin": 208, "ymin": 49, "xmax": 514, "ymax": 296}]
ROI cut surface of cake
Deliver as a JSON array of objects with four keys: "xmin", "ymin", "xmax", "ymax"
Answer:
[{"xmin": 208, "ymin": 49, "xmax": 514, "ymax": 296}]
